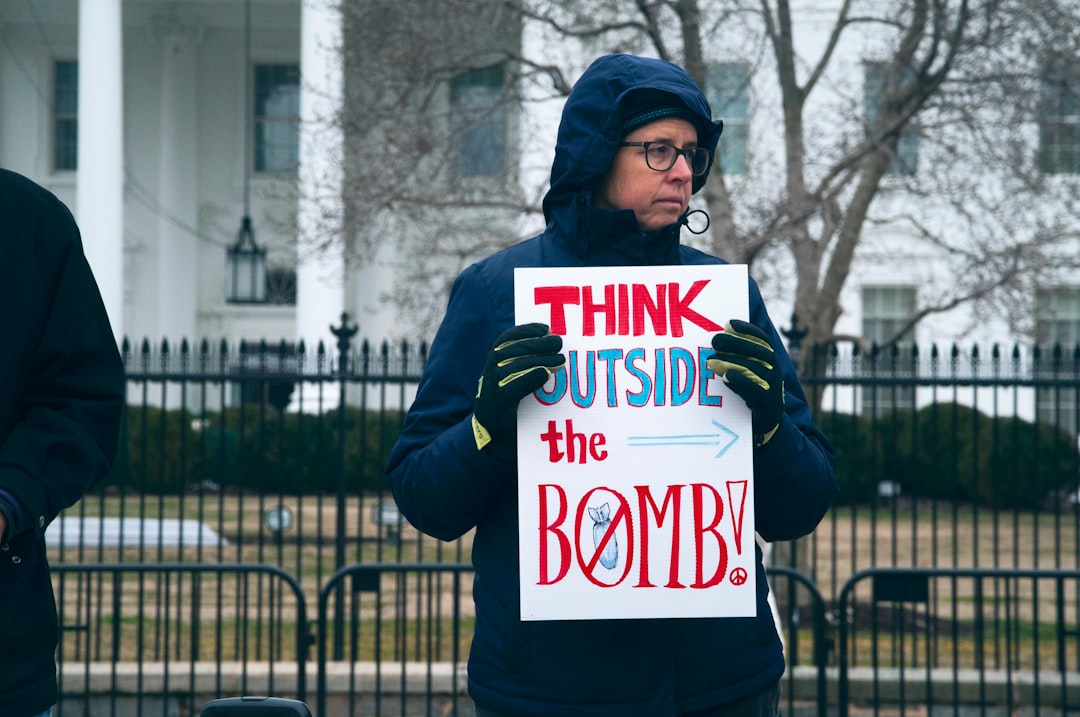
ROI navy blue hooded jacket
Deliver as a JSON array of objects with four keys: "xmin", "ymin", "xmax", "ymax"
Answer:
[{"xmin": 385, "ymin": 54, "xmax": 837, "ymax": 716}]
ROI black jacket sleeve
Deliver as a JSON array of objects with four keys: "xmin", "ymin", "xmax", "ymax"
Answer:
[
  {"xmin": 385, "ymin": 263, "xmax": 515, "ymax": 541},
  {"xmin": 745, "ymin": 282, "xmax": 838, "ymax": 542},
  {"xmin": 0, "ymin": 170, "xmax": 125, "ymax": 539}
]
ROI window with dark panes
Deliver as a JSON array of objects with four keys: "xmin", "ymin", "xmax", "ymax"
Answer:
[
  {"xmin": 264, "ymin": 265, "xmax": 297, "ymax": 306},
  {"xmin": 861, "ymin": 285, "xmax": 917, "ymax": 414},
  {"xmin": 451, "ymin": 64, "xmax": 506, "ymax": 176},
  {"xmin": 1039, "ymin": 57, "xmax": 1080, "ymax": 174},
  {"xmin": 254, "ymin": 64, "xmax": 300, "ymax": 173},
  {"xmin": 864, "ymin": 62, "xmax": 918, "ymax": 176},
  {"xmin": 706, "ymin": 62, "xmax": 750, "ymax": 175},
  {"xmin": 54, "ymin": 60, "xmax": 78, "ymax": 171},
  {"xmin": 1035, "ymin": 286, "xmax": 1080, "ymax": 434}
]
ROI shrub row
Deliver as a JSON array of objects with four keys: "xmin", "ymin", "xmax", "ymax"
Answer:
[
  {"xmin": 108, "ymin": 402, "xmax": 1079, "ymax": 510},
  {"xmin": 109, "ymin": 405, "xmax": 404, "ymax": 495},
  {"xmin": 821, "ymin": 403, "xmax": 1079, "ymax": 509}
]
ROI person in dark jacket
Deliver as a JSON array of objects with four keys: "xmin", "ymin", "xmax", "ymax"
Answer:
[
  {"xmin": 0, "ymin": 168, "xmax": 126, "ymax": 717},
  {"xmin": 385, "ymin": 53, "xmax": 838, "ymax": 717}
]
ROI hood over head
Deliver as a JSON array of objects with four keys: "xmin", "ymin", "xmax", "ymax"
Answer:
[{"xmin": 542, "ymin": 54, "xmax": 724, "ymax": 224}]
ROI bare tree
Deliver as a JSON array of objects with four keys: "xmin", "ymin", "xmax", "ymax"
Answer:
[
  {"xmin": 324, "ymin": 0, "xmax": 1080, "ymax": 344},
  {"xmin": 322, "ymin": 0, "xmax": 540, "ymax": 335}
]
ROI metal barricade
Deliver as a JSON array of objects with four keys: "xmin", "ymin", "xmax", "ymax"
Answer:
[
  {"xmin": 53, "ymin": 562, "xmax": 312, "ymax": 716},
  {"xmin": 836, "ymin": 567, "xmax": 1080, "ymax": 715},
  {"xmin": 316, "ymin": 562, "xmax": 472, "ymax": 717}
]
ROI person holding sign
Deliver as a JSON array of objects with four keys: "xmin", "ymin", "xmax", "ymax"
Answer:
[{"xmin": 385, "ymin": 53, "xmax": 837, "ymax": 717}]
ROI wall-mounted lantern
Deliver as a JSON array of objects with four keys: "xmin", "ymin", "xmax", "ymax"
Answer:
[
  {"xmin": 226, "ymin": 215, "xmax": 266, "ymax": 303},
  {"xmin": 225, "ymin": 0, "xmax": 265, "ymax": 304}
]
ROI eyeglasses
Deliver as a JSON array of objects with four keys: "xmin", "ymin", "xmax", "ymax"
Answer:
[{"xmin": 618, "ymin": 141, "xmax": 712, "ymax": 177}]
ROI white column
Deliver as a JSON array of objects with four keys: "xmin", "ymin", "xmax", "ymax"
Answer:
[
  {"xmin": 156, "ymin": 29, "xmax": 200, "ymax": 347},
  {"xmin": 297, "ymin": 0, "xmax": 345, "ymax": 359},
  {"xmin": 76, "ymin": 0, "xmax": 125, "ymax": 341}
]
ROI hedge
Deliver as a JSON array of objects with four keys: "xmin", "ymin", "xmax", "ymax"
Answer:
[
  {"xmin": 109, "ymin": 401, "xmax": 1078, "ymax": 509},
  {"xmin": 109, "ymin": 404, "xmax": 405, "ymax": 495},
  {"xmin": 822, "ymin": 403, "xmax": 1079, "ymax": 509}
]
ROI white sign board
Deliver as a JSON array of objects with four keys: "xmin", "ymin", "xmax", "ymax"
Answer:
[{"xmin": 514, "ymin": 265, "xmax": 756, "ymax": 620}]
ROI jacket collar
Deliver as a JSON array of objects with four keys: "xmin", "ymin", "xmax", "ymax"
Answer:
[{"xmin": 549, "ymin": 191, "xmax": 682, "ymax": 266}]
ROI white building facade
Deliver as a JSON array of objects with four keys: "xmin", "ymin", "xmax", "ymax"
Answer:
[
  {"xmin": 1, "ymin": 0, "xmax": 1077, "ymax": 368},
  {"xmin": 0, "ymin": 0, "xmax": 351, "ymax": 352}
]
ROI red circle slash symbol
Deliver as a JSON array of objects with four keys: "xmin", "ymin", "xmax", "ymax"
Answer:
[{"xmin": 730, "ymin": 567, "xmax": 748, "ymax": 586}]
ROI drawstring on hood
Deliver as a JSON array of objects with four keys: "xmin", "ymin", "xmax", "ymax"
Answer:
[{"xmin": 683, "ymin": 208, "xmax": 711, "ymax": 234}]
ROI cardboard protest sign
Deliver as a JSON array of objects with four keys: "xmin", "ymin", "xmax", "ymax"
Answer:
[{"xmin": 514, "ymin": 265, "xmax": 755, "ymax": 620}]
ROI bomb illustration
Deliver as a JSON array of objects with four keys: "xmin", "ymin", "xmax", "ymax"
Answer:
[{"xmin": 588, "ymin": 502, "xmax": 618, "ymax": 570}]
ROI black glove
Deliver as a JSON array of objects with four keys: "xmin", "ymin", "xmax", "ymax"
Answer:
[
  {"xmin": 472, "ymin": 323, "xmax": 565, "ymax": 454},
  {"xmin": 707, "ymin": 319, "xmax": 784, "ymax": 446}
]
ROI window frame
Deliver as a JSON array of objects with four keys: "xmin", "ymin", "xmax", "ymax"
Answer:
[
  {"xmin": 1036, "ymin": 286, "xmax": 1080, "ymax": 348},
  {"xmin": 863, "ymin": 62, "xmax": 919, "ymax": 177},
  {"xmin": 53, "ymin": 59, "xmax": 79, "ymax": 172},
  {"xmin": 253, "ymin": 62, "xmax": 301, "ymax": 175},
  {"xmin": 1034, "ymin": 286, "xmax": 1080, "ymax": 435},
  {"xmin": 705, "ymin": 62, "xmax": 751, "ymax": 176},
  {"xmin": 1038, "ymin": 56, "xmax": 1080, "ymax": 175},
  {"xmin": 861, "ymin": 285, "xmax": 918, "ymax": 415},
  {"xmin": 449, "ymin": 63, "xmax": 507, "ymax": 178}
]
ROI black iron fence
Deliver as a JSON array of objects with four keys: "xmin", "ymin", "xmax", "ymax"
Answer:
[
  {"xmin": 793, "ymin": 339, "xmax": 1080, "ymax": 602},
  {"xmin": 44, "ymin": 320, "xmax": 1080, "ymax": 715},
  {"xmin": 835, "ymin": 567, "xmax": 1080, "ymax": 715},
  {"xmin": 54, "ymin": 563, "xmax": 310, "ymax": 716},
  {"xmin": 50, "ymin": 562, "xmax": 1080, "ymax": 715}
]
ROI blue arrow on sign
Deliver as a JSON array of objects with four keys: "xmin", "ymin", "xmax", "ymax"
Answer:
[{"xmin": 627, "ymin": 420, "xmax": 739, "ymax": 458}]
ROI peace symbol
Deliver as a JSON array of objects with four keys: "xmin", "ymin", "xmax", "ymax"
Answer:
[{"xmin": 730, "ymin": 567, "xmax": 749, "ymax": 586}]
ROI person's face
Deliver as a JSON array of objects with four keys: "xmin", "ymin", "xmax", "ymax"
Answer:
[{"xmin": 596, "ymin": 117, "xmax": 699, "ymax": 234}]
